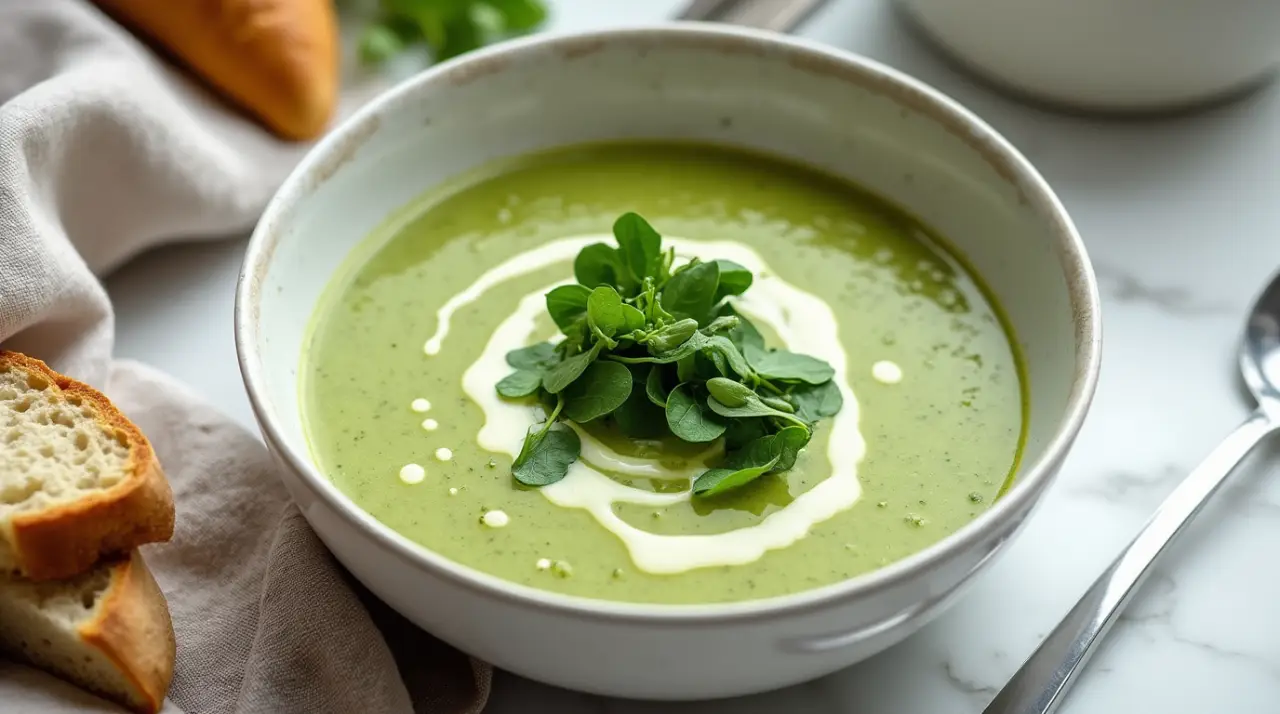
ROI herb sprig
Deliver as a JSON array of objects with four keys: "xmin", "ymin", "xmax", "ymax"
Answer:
[
  {"xmin": 496, "ymin": 213, "xmax": 843, "ymax": 497},
  {"xmin": 356, "ymin": 0, "xmax": 549, "ymax": 66}
]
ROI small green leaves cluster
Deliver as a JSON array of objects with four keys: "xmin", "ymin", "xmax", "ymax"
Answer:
[
  {"xmin": 356, "ymin": 0, "xmax": 548, "ymax": 66},
  {"xmin": 495, "ymin": 213, "xmax": 843, "ymax": 497}
]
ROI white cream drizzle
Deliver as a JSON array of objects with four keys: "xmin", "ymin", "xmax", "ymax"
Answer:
[{"xmin": 451, "ymin": 235, "xmax": 865, "ymax": 575}]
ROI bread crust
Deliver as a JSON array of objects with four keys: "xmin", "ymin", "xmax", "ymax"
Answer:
[
  {"xmin": 82, "ymin": 552, "xmax": 177, "ymax": 714},
  {"xmin": 1, "ymin": 351, "xmax": 175, "ymax": 582},
  {"xmin": 90, "ymin": 0, "xmax": 340, "ymax": 140}
]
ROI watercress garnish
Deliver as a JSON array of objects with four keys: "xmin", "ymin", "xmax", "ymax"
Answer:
[
  {"xmin": 357, "ymin": 0, "xmax": 549, "ymax": 66},
  {"xmin": 494, "ymin": 212, "xmax": 844, "ymax": 494}
]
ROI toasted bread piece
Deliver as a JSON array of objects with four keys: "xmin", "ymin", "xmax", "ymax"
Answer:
[
  {"xmin": 0, "ymin": 551, "xmax": 175, "ymax": 714},
  {"xmin": 91, "ymin": 0, "xmax": 340, "ymax": 140},
  {"xmin": 0, "ymin": 351, "xmax": 174, "ymax": 582}
]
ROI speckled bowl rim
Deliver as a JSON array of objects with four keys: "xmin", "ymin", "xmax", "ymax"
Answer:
[{"xmin": 235, "ymin": 22, "xmax": 1102, "ymax": 624}]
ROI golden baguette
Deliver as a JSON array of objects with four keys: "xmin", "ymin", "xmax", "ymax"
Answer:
[
  {"xmin": 92, "ymin": 0, "xmax": 340, "ymax": 140},
  {"xmin": 0, "ymin": 551, "xmax": 176, "ymax": 714}
]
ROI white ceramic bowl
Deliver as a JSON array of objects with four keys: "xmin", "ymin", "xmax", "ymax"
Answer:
[
  {"xmin": 897, "ymin": 0, "xmax": 1280, "ymax": 113},
  {"xmin": 235, "ymin": 24, "xmax": 1101, "ymax": 700}
]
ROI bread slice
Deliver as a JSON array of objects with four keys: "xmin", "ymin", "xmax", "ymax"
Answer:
[
  {"xmin": 90, "ymin": 0, "xmax": 340, "ymax": 140},
  {"xmin": 0, "ymin": 551, "xmax": 176, "ymax": 714},
  {"xmin": 0, "ymin": 351, "xmax": 174, "ymax": 582}
]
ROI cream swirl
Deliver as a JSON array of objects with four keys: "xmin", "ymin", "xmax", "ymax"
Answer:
[{"xmin": 447, "ymin": 235, "xmax": 865, "ymax": 574}]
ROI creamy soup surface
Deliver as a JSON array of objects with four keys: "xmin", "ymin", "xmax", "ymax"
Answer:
[{"xmin": 302, "ymin": 142, "xmax": 1026, "ymax": 604}]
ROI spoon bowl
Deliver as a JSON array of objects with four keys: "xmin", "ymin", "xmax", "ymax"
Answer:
[{"xmin": 1241, "ymin": 271, "xmax": 1280, "ymax": 409}]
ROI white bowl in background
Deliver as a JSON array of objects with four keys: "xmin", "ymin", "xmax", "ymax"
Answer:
[
  {"xmin": 235, "ymin": 24, "xmax": 1101, "ymax": 700},
  {"xmin": 898, "ymin": 0, "xmax": 1280, "ymax": 113}
]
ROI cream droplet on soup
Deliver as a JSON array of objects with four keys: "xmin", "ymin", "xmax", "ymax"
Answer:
[
  {"xmin": 481, "ymin": 510, "xmax": 509, "ymax": 528},
  {"xmin": 872, "ymin": 360, "xmax": 903, "ymax": 384},
  {"xmin": 435, "ymin": 447, "xmax": 453, "ymax": 462},
  {"xmin": 399, "ymin": 464, "xmax": 425, "ymax": 484},
  {"xmin": 411, "ymin": 398, "xmax": 431, "ymax": 412},
  {"xmin": 422, "ymin": 418, "xmax": 439, "ymax": 431},
  {"xmin": 457, "ymin": 235, "xmax": 866, "ymax": 575}
]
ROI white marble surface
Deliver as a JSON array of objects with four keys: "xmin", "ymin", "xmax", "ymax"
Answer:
[{"xmin": 105, "ymin": 0, "xmax": 1280, "ymax": 712}]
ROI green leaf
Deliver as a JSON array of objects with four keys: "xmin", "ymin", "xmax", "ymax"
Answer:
[
  {"xmin": 610, "ymin": 331, "xmax": 710, "ymax": 365},
  {"xmin": 358, "ymin": 0, "xmax": 547, "ymax": 67},
  {"xmin": 788, "ymin": 380, "xmax": 844, "ymax": 422},
  {"xmin": 437, "ymin": 12, "xmax": 484, "ymax": 60},
  {"xmin": 760, "ymin": 395, "xmax": 796, "ymax": 413},
  {"xmin": 621, "ymin": 304, "xmax": 647, "ymax": 332},
  {"xmin": 612, "ymin": 367, "xmax": 669, "ymax": 439},
  {"xmin": 638, "ymin": 276, "xmax": 675, "ymax": 323},
  {"xmin": 700, "ymin": 315, "xmax": 739, "ymax": 335},
  {"xmin": 724, "ymin": 417, "xmax": 768, "ymax": 450},
  {"xmin": 706, "ymin": 387, "xmax": 810, "ymax": 428},
  {"xmin": 749, "ymin": 349, "xmax": 836, "ymax": 385},
  {"xmin": 646, "ymin": 318, "xmax": 698, "ymax": 353},
  {"xmin": 703, "ymin": 335, "xmax": 753, "ymax": 380},
  {"xmin": 645, "ymin": 366, "xmax": 669, "ymax": 407},
  {"xmin": 700, "ymin": 349, "xmax": 728, "ymax": 380},
  {"xmin": 483, "ymin": 0, "xmax": 548, "ymax": 30},
  {"xmin": 512, "ymin": 426, "xmax": 580, "ymax": 486},
  {"xmin": 398, "ymin": 4, "xmax": 447, "ymax": 50},
  {"xmin": 358, "ymin": 24, "xmax": 405, "ymax": 65},
  {"xmin": 545, "ymin": 285, "xmax": 592, "ymax": 332},
  {"xmin": 693, "ymin": 426, "xmax": 809, "ymax": 496},
  {"xmin": 563, "ymin": 361, "xmax": 633, "ymax": 422},
  {"xmin": 664, "ymin": 384, "xmax": 727, "ymax": 442},
  {"xmin": 705, "ymin": 377, "xmax": 755, "ymax": 407},
  {"xmin": 661, "ymin": 260, "xmax": 720, "ymax": 324},
  {"xmin": 692, "ymin": 458, "xmax": 778, "ymax": 497},
  {"xmin": 722, "ymin": 305, "xmax": 765, "ymax": 353},
  {"xmin": 574, "ymin": 243, "xmax": 622, "ymax": 288},
  {"xmin": 496, "ymin": 369, "xmax": 542, "ymax": 398},
  {"xmin": 543, "ymin": 342, "xmax": 602, "ymax": 394},
  {"xmin": 712, "ymin": 260, "xmax": 753, "ymax": 300},
  {"xmin": 676, "ymin": 353, "xmax": 697, "ymax": 383},
  {"xmin": 769, "ymin": 425, "xmax": 811, "ymax": 471},
  {"xmin": 586, "ymin": 286, "xmax": 627, "ymax": 338},
  {"xmin": 612, "ymin": 212, "xmax": 663, "ymax": 283},
  {"xmin": 721, "ymin": 424, "xmax": 811, "ymax": 475},
  {"xmin": 506, "ymin": 342, "xmax": 557, "ymax": 369}
]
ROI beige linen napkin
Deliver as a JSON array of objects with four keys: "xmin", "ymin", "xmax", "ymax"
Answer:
[{"xmin": 0, "ymin": 1, "xmax": 491, "ymax": 711}]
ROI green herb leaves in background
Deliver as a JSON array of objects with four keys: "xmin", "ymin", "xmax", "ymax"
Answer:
[
  {"xmin": 494, "ymin": 212, "xmax": 844, "ymax": 496},
  {"xmin": 356, "ymin": 0, "xmax": 549, "ymax": 66}
]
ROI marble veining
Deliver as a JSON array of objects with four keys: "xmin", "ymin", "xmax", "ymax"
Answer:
[{"xmin": 1094, "ymin": 262, "xmax": 1240, "ymax": 317}]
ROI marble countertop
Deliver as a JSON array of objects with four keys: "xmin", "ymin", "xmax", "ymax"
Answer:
[{"xmin": 106, "ymin": 0, "xmax": 1280, "ymax": 712}]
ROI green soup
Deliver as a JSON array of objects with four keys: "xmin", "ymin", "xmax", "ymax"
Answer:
[{"xmin": 302, "ymin": 142, "xmax": 1026, "ymax": 605}]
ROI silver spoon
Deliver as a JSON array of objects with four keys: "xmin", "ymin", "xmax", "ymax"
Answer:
[{"xmin": 984, "ymin": 272, "xmax": 1280, "ymax": 713}]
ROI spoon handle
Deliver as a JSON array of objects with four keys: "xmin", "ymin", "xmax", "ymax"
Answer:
[{"xmin": 983, "ymin": 407, "xmax": 1279, "ymax": 714}]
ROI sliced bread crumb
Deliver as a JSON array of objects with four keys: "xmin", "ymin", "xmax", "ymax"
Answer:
[
  {"xmin": 0, "ymin": 551, "xmax": 175, "ymax": 714},
  {"xmin": 0, "ymin": 351, "xmax": 174, "ymax": 581}
]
